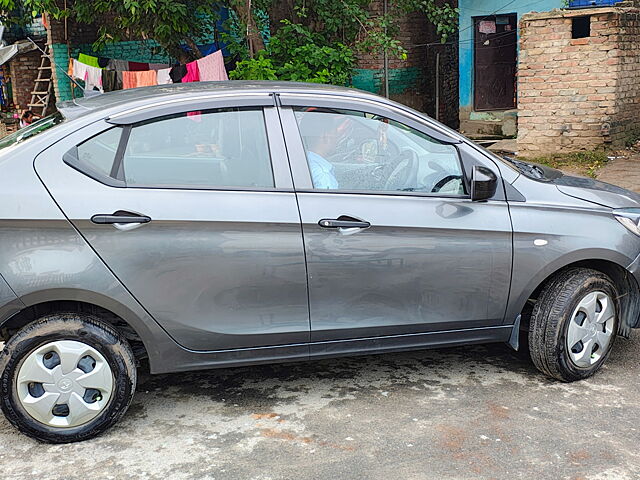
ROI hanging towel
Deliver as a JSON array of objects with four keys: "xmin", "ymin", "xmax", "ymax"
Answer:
[
  {"xmin": 122, "ymin": 70, "xmax": 157, "ymax": 89},
  {"xmin": 182, "ymin": 60, "xmax": 200, "ymax": 83},
  {"xmin": 156, "ymin": 67, "xmax": 173, "ymax": 85},
  {"xmin": 85, "ymin": 65, "xmax": 103, "ymax": 92},
  {"xmin": 102, "ymin": 69, "xmax": 121, "ymax": 92},
  {"xmin": 128, "ymin": 61, "xmax": 149, "ymax": 71},
  {"xmin": 169, "ymin": 64, "xmax": 187, "ymax": 83},
  {"xmin": 196, "ymin": 51, "xmax": 228, "ymax": 81},
  {"xmin": 78, "ymin": 53, "xmax": 100, "ymax": 68},
  {"xmin": 71, "ymin": 59, "xmax": 90, "ymax": 80}
]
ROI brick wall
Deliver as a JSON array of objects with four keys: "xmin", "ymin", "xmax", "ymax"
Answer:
[
  {"xmin": 352, "ymin": 0, "xmax": 459, "ymax": 127},
  {"xmin": 8, "ymin": 49, "xmax": 42, "ymax": 111},
  {"xmin": 517, "ymin": 7, "xmax": 640, "ymax": 155}
]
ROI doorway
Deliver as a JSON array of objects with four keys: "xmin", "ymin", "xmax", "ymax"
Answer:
[{"xmin": 473, "ymin": 14, "xmax": 517, "ymax": 111}]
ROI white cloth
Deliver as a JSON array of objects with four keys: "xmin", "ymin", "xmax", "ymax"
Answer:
[
  {"xmin": 72, "ymin": 59, "xmax": 103, "ymax": 92},
  {"xmin": 156, "ymin": 67, "xmax": 173, "ymax": 85},
  {"xmin": 84, "ymin": 64, "xmax": 103, "ymax": 92}
]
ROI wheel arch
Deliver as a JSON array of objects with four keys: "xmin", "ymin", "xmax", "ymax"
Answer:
[
  {"xmin": 516, "ymin": 257, "xmax": 640, "ymax": 336},
  {"xmin": 0, "ymin": 289, "xmax": 158, "ymax": 364}
]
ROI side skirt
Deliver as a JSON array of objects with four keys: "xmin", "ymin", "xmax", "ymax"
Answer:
[{"xmin": 151, "ymin": 325, "xmax": 514, "ymax": 374}]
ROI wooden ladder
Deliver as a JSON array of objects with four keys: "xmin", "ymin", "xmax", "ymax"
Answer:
[{"xmin": 28, "ymin": 46, "xmax": 54, "ymax": 116}]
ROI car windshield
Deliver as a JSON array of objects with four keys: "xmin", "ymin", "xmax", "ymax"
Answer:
[{"xmin": 0, "ymin": 112, "xmax": 65, "ymax": 150}]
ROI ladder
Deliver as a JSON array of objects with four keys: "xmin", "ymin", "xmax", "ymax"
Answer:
[{"xmin": 28, "ymin": 46, "xmax": 54, "ymax": 116}]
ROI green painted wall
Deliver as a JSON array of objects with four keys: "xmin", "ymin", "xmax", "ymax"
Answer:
[
  {"xmin": 53, "ymin": 40, "xmax": 171, "ymax": 101},
  {"xmin": 352, "ymin": 66, "xmax": 421, "ymax": 95}
]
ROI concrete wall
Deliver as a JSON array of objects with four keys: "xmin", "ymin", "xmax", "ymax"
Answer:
[
  {"xmin": 458, "ymin": 0, "xmax": 562, "ymax": 118},
  {"xmin": 517, "ymin": 7, "xmax": 640, "ymax": 154}
]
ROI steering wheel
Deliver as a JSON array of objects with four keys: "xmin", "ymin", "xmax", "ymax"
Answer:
[
  {"xmin": 383, "ymin": 149, "xmax": 419, "ymax": 190},
  {"xmin": 431, "ymin": 174, "xmax": 464, "ymax": 193}
]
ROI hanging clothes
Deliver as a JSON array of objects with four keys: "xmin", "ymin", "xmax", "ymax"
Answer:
[
  {"xmin": 196, "ymin": 51, "xmax": 228, "ymax": 81},
  {"xmin": 156, "ymin": 68, "xmax": 173, "ymax": 85},
  {"xmin": 71, "ymin": 59, "xmax": 90, "ymax": 80},
  {"xmin": 97, "ymin": 57, "xmax": 109, "ymax": 68},
  {"xmin": 102, "ymin": 69, "xmax": 121, "ymax": 92},
  {"xmin": 122, "ymin": 70, "xmax": 157, "ymax": 89},
  {"xmin": 128, "ymin": 61, "xmax": 149, "ymax": 71},
  {"xmin": 107, "ymin": 58, "xmax": 128, "ymax": 84},
  {"xmin": 182, "ymin": 60, "xmax": 200, "ymax": 83},
  {"xmin": 84, "ymin": 65, "xmax": 104, "ymax": 92},
  {"xmin": 149, "ymin": 63, "xmax": 171, "ymax": 71},
  {"xmin": 78, "ymin": 53, "xmax": 100, "ymax": 69},
  {"xmin": 169, "ymin": 64, "xmax": 187, "ymax": 83}
]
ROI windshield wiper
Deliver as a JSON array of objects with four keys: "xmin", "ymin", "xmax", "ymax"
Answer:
[{"xmin": 503, "ymin": 156, "xmax": 545, "ymax": 179}]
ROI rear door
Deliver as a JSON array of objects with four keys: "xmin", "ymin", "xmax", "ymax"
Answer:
[
  {"xmin": 35, "ymin": 95, "xmax": 310, "ymax": 352},
  {"xmin": 278, "ymin": 94, "xmax": 513, "ymax": 346}
]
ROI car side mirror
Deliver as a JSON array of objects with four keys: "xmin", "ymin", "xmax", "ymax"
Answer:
[{"xmin": 471, "ymin": 166, "xmax": 498, "ymax": 202}]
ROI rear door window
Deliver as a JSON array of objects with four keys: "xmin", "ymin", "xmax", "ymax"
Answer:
[{"xmin": 122, "ymin": 108, "xmax": 274, "ymax": 189}]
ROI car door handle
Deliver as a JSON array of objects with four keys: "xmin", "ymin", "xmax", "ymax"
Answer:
[
  {"xmin": 91, "ymin": 213, "xmax": 151, "ymax": 224},
  {"xmin": 318, "ymin": 218, "xmax": 371, "ymax": 229}
]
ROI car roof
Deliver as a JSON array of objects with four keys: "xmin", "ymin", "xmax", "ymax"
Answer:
[{"xmin": 57, "ymin": 81, "xmax": 378, "ymax": 120}]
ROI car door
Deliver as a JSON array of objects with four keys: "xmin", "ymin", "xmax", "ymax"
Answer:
[
  {"xmin": 35, "ymin": 96, "xmax": 310, "ymax": 352},
  {"xmin": 278, "ymin": 94, "xmax": 513, "ymax": 349}
]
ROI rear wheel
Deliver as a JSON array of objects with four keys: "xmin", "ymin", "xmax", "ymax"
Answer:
[
  {"xmin": 0, "ymin": 313, "xmax": 136, "ymax": 443},
  {"xmin": 529, "ymin": 268, "xmax": 618, "ymax": 382}
]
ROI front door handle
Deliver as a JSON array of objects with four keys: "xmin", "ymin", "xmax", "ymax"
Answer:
[
  {"xmin": 91, "ymin": 213, "xmax": 151, "ymax": 224},
  {"xmin": 318, "ymin": 217, "xmax": 371, "ymax": 229}
]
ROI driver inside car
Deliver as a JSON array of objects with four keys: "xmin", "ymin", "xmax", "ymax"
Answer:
[{"xmin": 298, "ymin": 112, "xmax": 351, "ymax": 189}]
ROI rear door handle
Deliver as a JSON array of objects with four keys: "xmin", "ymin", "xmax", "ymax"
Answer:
[
  {"xmin": 91, "ymin": 214, "xmax": 151, "ymax": 224},
  {"xmin": 318, "ymin": 218, "xmax": 371, "ymax": 229}
]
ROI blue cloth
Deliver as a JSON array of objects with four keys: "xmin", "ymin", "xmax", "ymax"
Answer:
[{"xmin": 307, "ymin": 151, "xmax": 338, "ymax": 189}]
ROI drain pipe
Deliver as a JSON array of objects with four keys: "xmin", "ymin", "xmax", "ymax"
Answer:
[
  {"xmin": 383, "ymin": 0, "xmax": 389, "ymax": 98},
  {"xmin": 435, "ymin": 51, "xmax": 440, "ymax": 122}
]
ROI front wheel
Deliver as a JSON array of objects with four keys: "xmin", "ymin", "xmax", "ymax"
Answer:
[
  {"xmin": 529, "ymin": 268, "xmax": 618, "ymax": 382},
  {"xmin": 0, "ymin": 313, "xmax": 137, "ymax": 443}
]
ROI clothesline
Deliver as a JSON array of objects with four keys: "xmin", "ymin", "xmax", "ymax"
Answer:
[{"xmin": 69, "ymin": 50, "xmax": 228, "ymax": 94}]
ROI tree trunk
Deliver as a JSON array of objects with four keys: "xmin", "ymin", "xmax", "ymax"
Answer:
[{"xmin": 230, "ymin": 0, "xmax": 265, "ymax": 57}]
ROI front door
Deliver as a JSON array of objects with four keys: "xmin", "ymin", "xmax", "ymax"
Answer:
[
  {"xmin": 35, "ymin": 104, "xmax": 310, "ymax": 352},
  {"xmin": 474, "ymin": 14, "xmax": 518, "ymax": 111},
  {"xmin": 280, "ymin": 101, "xmax": 512, "ymax": 343}
]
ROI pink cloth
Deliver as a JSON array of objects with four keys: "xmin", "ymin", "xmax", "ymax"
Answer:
[
  {"xmin": 182, "ymin": 60, "xmax": 200, "ymax": 83},
  {"xmin": 196, "ymin": 51, "xmax": 228, "ymax": 81}
]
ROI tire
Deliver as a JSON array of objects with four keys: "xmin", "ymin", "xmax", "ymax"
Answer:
[
  {"xmin": 0, "ymin": 313, "xmax": 137, "ymax": 443},
  {"xmin": 529, "ymin": 268, "xmax": 619, "ymax": 382}
]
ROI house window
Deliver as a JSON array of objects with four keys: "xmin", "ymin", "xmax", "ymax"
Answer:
[{"xmin": 572, "ymin": 16, "xmax": 591, "ymax": 39}]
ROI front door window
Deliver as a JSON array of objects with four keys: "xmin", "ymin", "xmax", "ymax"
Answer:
[{"xmin": 294, "ymin": 108, "xmax": 466, "ymax": 195}]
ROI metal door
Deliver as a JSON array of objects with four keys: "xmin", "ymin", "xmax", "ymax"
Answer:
[
  {"xmin": 278, "ymin": 96, "xmax": 513, "ymax": 343},
  {"xmin": 35, "ymin": 102, "xmax": 310, "ymax": 352},
  {"xmin": 474, "ymin": 14, "xmax": 518, "ymax": 111}
]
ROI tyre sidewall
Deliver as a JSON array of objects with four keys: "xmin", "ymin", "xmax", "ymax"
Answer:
[
  {"xmin": 557, "ymin": 276, "xmax": 619, "ymax": 381},
  {"xmin": 0, "ymin": 314, "xmax": 136, "ymax": 443}
]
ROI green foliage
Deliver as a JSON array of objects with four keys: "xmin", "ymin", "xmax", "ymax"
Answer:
[
  {"xmin": 0, "ymin": 0, "xmax": 458, "ymax": 85},
  {"xmin": 230, "ymin": 21, "xmax": 355, "ymax": 84},
  {"xmin": 0, "ymin": 0, "xmax": 222, "ymax": 61}
]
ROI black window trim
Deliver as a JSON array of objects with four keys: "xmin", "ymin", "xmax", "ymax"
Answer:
[{"xmin": 63, "ymin": 126, "xmax": 126, "ymax": 188}]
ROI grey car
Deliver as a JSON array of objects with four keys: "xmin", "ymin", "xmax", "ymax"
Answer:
[{"xmin": 1, "ymin": 81, "xmax": 640, "ymax": 443}]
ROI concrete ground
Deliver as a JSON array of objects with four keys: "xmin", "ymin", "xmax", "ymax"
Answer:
[{"xmin": 1, "ymin": 156, "xmax": 640, "ymax": 479}]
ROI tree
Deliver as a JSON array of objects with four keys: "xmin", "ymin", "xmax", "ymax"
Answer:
[{"xmin": 0, "ymin": 0, "xmax": 225, "ymax": 62}]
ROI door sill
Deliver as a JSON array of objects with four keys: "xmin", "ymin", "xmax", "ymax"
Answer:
[{"xmin": 309, "ymin": 325, "xmax": 512, "ymax": 359}]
